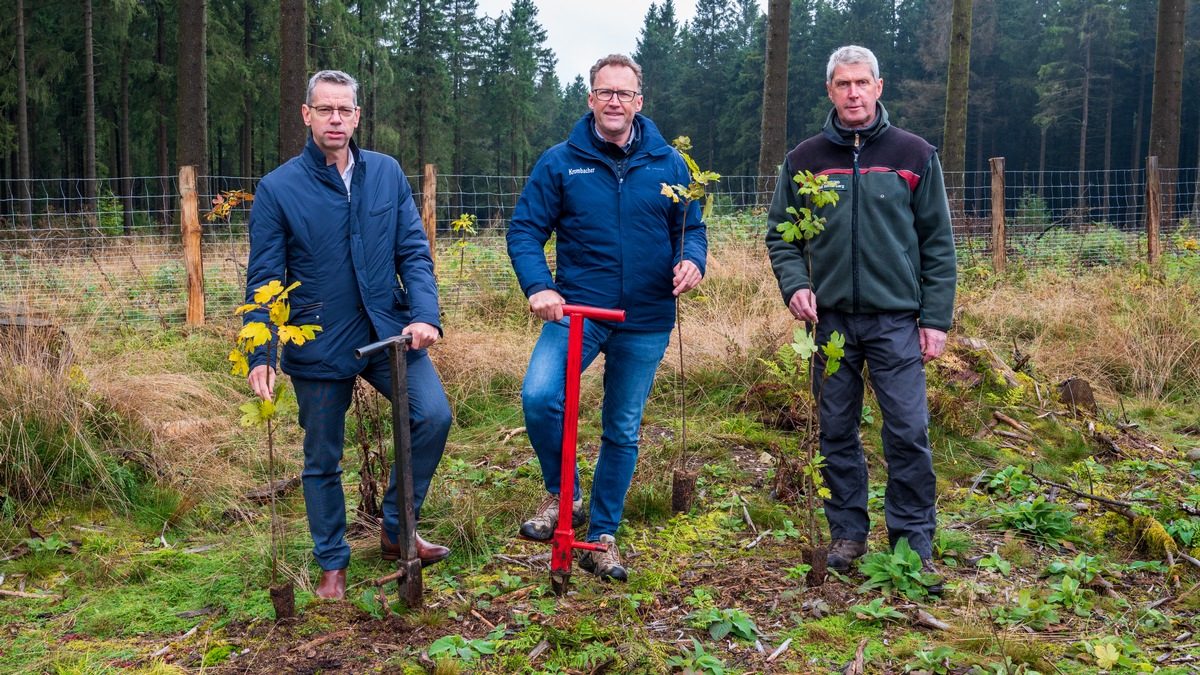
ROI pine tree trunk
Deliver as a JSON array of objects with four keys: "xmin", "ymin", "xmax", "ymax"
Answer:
[
  {"xmin": 241, "ymin": 1, "xmax": 254, "ymax": 187},
  {"xmin": 120, "ymin": 44, "xmax": 134, "ymax": 236},
  {"xmin": 156, "ymin": 1, "xmax": 171, "ymax": 233}
]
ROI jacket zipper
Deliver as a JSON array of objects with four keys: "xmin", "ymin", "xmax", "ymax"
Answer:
[{"xmin": 851, "ymin": 132, "xmax": 861, "ymax": 314}]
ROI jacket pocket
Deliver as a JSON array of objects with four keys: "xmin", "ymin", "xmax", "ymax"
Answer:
[
  {"xmin": 369, "ymin": 202, "xmax": 396, "ymax": 218},
  {"xmin": 290, "ymin": 301, "xmax": 323, "ymax": 326},
  {"xmin": 393, "ymin": 287, "xmax": 409, "ymax": 311}
]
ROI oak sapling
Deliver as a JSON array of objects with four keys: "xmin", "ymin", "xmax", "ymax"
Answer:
[
  {"xmin": 772, "ymin": 170, "xmax": 844, "ymax": 584},
  {"xmin": 230, "ymin": 279, "xmax": 321, "ymax": 619},
  {"xmin": 659, "ymin": 135, "xmax": 720, "ymax": 514}
]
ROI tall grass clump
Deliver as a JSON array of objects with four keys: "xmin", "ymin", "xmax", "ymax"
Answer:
[
  {"xmin": 0, "ymin": 327, "xmax": 154, "ymax": 527},
  {"xmin": 957, "ymin": 264, "xmax": 1200, "ymax": 402}
]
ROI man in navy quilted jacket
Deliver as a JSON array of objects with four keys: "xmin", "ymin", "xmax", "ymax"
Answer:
[
  {"xmin": 244, "ymin": 70, "xmax": 452, "ymax": 600},
  {"xmin": 507, "ymin": 54, "xmax": 708, "ymax": 582}
]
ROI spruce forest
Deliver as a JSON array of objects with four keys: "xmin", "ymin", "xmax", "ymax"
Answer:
[{"xmin": 1, "ymin": 0, "xmax": 1199, "ymax": 186}]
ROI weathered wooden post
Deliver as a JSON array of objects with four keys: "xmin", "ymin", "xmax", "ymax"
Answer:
[
  {"xmin": 421, "ymin": 164, "xmax": 437, "ymax": 276},
  {"xmin": 1145, "ymin": 156, "xmax": 1161, "ymax": 265},
  {"xmin": 180, "ymin": 165, "xmax": 205, "ymax": 326},
  {"xmin": 989, "ymin": 157, "xmax": 1006, "ymax": 276}
]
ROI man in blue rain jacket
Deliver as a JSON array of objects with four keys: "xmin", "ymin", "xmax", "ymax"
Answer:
[
  {"xmin": 507, "ymin": 54, "xmax": 707, "ymax": 582},
  {"xmin": 244, "ymin": 70, "xmax": 451, "ymax": 600}
]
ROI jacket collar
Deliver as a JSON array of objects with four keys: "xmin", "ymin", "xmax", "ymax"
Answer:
[
  {"xmin": 569, "ymin": 112, "xmax": 672, "ymax": 160},
  {"xmin": 822, "ymin": 102, "xmax": 890, "ymax": 147},
  {"xmin": 302, "ymin": 136, "xmax": 364, "ymax": 171}
]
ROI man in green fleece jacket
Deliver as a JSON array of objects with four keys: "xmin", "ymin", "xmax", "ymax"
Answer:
[{"xmin": 765, "ymin": 45, "xmax": 956, "ymax": 586}]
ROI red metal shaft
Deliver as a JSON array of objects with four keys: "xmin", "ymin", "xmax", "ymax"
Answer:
[{"xmin": 550, "ymin": 304, "xmax": 626, "ymax": 575}]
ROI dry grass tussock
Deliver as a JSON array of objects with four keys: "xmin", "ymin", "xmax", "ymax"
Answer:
[
  {"xmin": 673, "ymin": 242, "xmax": 793, "ymax": 370},
  {"xmin": 958, "ymin": 269, "xmax": 1200, "ymax": 400}
]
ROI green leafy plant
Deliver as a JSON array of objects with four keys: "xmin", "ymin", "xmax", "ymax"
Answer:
[
  {"xmin": 982, "ymin": 465, "xmax": 1034, "ymax": 496},
  {"xmin": 860, "ymin": 404, "xmax": 875, "ymax": 426},
  {"xmin": 1045, "ymin": 576, "xmax": 1094, "ymax": 617},
  {"xmin": 685, "ymin": 606, "xmax": 759, "ymax": 641},
  {"xmin": 988, "ymin": 495, "xmax": 1074, "ymax": 544},
  {"xmin": 784, "ymin": 563, "xmax": 813, "ymax": 582},
  {"xmin": 666, "ymin": 638, "xmax": 726, "ymax": 675},
  {"xmin": 19, "ymin": 534, "xmax": 73, "ymax": 554},
  {"xmin": 772, "ymin": 519, "xmax": 801, "ymax": 541},
  {"xmin": 1166, "ymin": 518, "xmax": 1200, "ymax": 547},
  {"xmin": 977, "ymin": 552, "xmax": 1012, "ymax": 577},
  {"xmin": 427, "ymin": 629, "xmax": 501, "ymax": 662},
  {"xmin": 966, "ymin": 657, "xmax": 1043, "ymax": 675},
  {"xmin": 850, "ymin": 597, "xmax": 905, "ymax": 623},
  {"xmin": 1043, "ymin": 552, "xmax": 1103, "ymax": 584},
  {"xmin": 989, "ymin": 589, "xmax": 1060, "ymax": 630},
  {"xmin": 857, "ymin": 538, "xmax": 939, "ymax": 600},
  {"xmin": 906, "ymin": 645, "xmax": 957, "ymax": 674}
]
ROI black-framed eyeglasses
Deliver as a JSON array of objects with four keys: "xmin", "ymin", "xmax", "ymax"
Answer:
[
  {"xmin": 591, "ymin": 89, "xmax": 639, "ymax": 103},
  {"xmin": 309, "ymin": 106, "xmax": 357, "ymax": 119}
]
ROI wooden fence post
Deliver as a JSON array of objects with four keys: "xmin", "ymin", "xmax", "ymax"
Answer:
[
  {"xmin": 1145, "ymin": 155, "xmax": 1161, "ymax": 265},
  {"xmin": 421, "ymin": 164, "xmax": 437, "ymax": 276},
  {"xmin": 989, "ymin": 157, "xmax": 1006, "ymax": 275},
  {"xmin": 180, "ymin": 165, "xmax": 205, "ymax": 326}
]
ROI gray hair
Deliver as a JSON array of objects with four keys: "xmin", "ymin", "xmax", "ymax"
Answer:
[
  {"xmin": 306, "ymin": 70, "xmax": 359, "ymax": 107},
  {"xmin": 826, "ymin": 46, "xmax": 879, "ymax": 83},
  {"xmin": 589, "ymin": 54, "xmax": 643, "ymax": 89}
]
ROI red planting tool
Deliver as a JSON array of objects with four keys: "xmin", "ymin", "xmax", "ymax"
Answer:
[{"xmin": 526, "ymin": 303, "xmax": 625, "ymax": 595}]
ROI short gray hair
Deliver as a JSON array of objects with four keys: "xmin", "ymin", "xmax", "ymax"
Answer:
[
  {"xmin": 826, "ymin": 46, "xmax": 879, "ymax": 83},
  {"xmin": 306, "ymin": 70, "xmax": 359, "ymax": 107},
  {"xmin": 589, "ymin": 54, "xmax": 643, "ymax": 89}
]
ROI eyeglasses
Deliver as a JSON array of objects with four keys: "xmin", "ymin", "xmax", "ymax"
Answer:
[
  {"xmin": 309, "ymin": 106, "xmax": 357, "ymax": 119},
  {"xmin": 591, "ymin": 89, "xmax": 640, "ymax": 103}
]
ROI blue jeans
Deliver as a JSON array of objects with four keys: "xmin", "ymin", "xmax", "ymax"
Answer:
[
  {"xmin": 522, "ymin": 318, "xmax": 671, "ymax": 540},
  {"xmin": 812, "ymin": 311, "xmax": 937, "ymax": 558},
  {"xmin": 292, "ymin": 349, "xmax": 451, "ymax": 571}
]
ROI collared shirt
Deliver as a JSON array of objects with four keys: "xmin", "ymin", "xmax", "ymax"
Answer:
[
  {"xmin": 340, "ymin": 152, "xmax": 355, "ymax": 193},
  {"xmin": 592, "ymin": 119, "xmax": 639, "ymax": 156}
]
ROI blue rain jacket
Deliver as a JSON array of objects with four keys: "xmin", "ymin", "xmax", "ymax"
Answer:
[
  {"xmin": 244, "ymin": 138, "xmax": 440, "ymax": 379},
  {"xmin": 507, "ymin": 113, "xmax": 707, "ymax": 331}
]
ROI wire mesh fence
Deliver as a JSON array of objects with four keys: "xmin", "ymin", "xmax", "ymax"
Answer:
[{"xmin": 1, "ymin": 167, "xmax": 1197, "ymax": 333}]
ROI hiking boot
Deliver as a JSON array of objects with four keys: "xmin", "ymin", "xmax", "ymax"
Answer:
[
  {"xmin": 921, "ymin": 558, "xmax": 944, "ymax": 596},
  {"xmin": 519, "ymin": 493, "xmax": 586, "ymax": 541},
  {"xmin": 826, "ymin": 538, "xmax": 868, "ymax": 572},
  {"xmin": 579, "ymin": 534, "xmax": 628, "ymax": 582}
]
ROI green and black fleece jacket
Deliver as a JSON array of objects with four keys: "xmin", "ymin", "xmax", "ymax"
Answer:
[{"xmin": 765, "ymin": 103, "xmax": 957, "ymax": 332}]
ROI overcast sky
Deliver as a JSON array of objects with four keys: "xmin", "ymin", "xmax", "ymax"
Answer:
[{"xmin": 474, "ymin": 0, "xmax": 765, "ymax": 85}]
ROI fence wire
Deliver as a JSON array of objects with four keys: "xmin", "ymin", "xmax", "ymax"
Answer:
[{"xmin": 1, "ymin": 169, "xmax": 1197, "ymax": 333}]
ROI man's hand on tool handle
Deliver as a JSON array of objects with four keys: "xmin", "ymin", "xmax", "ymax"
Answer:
[
  {"xmin": 403, "ymin": 321, "xmax": 440, "ymax": 350},
  {"xmin": 673, "ymin": 260, "xmax": 702, "ymax": 296},
  {"xmin": 529, "ymin": 289, "xmax": 566, "ymax": 322}
]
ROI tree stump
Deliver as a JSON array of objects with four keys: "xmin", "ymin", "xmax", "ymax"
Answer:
[{"xmin": 1059, "ymin": 377, "xmax": 1097, "ymax": 416}]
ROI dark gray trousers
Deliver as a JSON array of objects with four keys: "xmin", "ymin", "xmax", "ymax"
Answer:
[{"xmin": 812, "ymin": 310, "xmax": 937, "ymax": 558}]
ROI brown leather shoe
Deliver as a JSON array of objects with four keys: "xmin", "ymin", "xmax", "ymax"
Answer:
[
  {"xmin": 381, "ymin": 530, "xmax": 452, "ymax": 568},
  {"xmin": 315, "ymin": 569, "xmax": 346, "ymax": 599}
]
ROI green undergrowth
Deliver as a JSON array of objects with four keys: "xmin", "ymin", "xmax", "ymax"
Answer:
[{"xmin": 4, "ymin": 268, "xmax": 1200, "ymax": 673}]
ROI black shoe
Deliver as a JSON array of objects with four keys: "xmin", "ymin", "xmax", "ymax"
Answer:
[
  {"xmin": 826, "ymin": 539, "xmax": 868, "ymax": 572},
  {"xmin": 920, "ymin": 558, "xmax": 944, "ymax": 596}
]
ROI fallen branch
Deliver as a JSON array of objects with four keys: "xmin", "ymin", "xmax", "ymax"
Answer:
[
  {"xmin": 914, "ymin": 609, "xmax": 950, "ymax": 631},
  {"xmin": 293, "ymin": 628, "xmax": 351, "ymax": 653},
  {"xmin": 994, "ymin": 411, "xmax": 1032, "ymax": 434},
  {"xmin": 993, "ymin": 428, "xmax": 1034, "ymax": 443}
]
